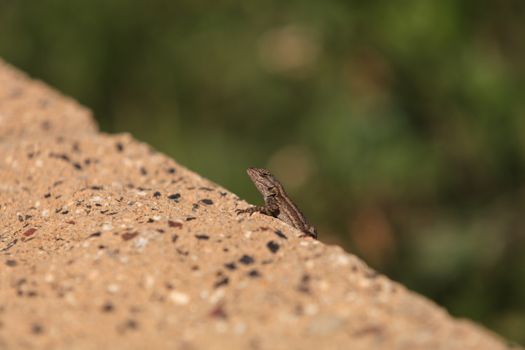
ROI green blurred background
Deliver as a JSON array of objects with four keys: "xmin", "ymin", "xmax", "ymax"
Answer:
[{"xmin": 1, "ymin": 0, "xmax": 524, "ymax": 343}]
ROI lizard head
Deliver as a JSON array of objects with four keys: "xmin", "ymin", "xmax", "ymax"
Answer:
[{"xmin": 246, "ymin": 167, "xmax": 280, "ymax": 196}]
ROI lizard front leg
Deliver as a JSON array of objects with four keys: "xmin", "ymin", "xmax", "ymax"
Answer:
[{"xmin": 236, "ymin": 197, "xmax": 280, "ymax": 217}]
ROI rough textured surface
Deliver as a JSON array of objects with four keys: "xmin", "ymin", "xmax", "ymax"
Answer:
[{"xmin": 0, "ymin": 58, "xmax": 515, "ymax": 350}]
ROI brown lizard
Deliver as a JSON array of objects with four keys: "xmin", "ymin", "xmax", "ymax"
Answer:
[{"xmin": 237, "ymin": 167, "xmax": 318, "ymax": 239}]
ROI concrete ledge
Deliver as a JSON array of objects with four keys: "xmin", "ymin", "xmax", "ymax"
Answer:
[
  {"xmin": 0, "ymin": 59, "xmax": 96, "ymax": 140},
  {"xmin": 0, "ymin": 58, "xmax": 513, "ymax": 349}
]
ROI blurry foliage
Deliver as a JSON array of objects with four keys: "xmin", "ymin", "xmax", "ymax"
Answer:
[{"xmin": 1, "ymin": 0, "xmax": 524, "ymax": 344}]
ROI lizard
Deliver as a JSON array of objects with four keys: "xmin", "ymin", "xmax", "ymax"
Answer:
[{"xmin": 236, "ymin": 167, "xmax": 318, "ymax": 239}]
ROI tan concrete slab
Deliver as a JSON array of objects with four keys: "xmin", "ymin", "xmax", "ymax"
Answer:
[
  {"xmin": 0, "ymin": 58, "xmax": 514, "ymax": 350},
  {"xmin": 0, "ymin": 59, "xmax": 96, "ymax": 140}
]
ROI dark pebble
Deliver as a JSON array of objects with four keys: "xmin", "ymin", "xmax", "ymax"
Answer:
[
  {"xmin": 153, "ymin": 191, "xmax": 161, "ymax": 198},
  {"xmin": 121, "ymin": 232, "xmax": 138, "ymax": 241},
  {"xmin": 50, "ymin": 153, "xmax": 70, "ymax": 162},
  {"xmin": 125, "ymin": 319, "xmax": 138, "ymax": 330},
  {"xmin": 201, "ymin": 199, "xmax": 213, "ymax": 205},
  {"xmin": 41, "ymin": 120, "xmax": 51, "ymax": 130},
  {"xmin": 298, "ymin": 274, "xmax": 311, "ymax": 293},
  {"xmin": 214, "ymin": 277, "xmax": 229, "ymax": 288},
  {"xmin": 23, "ymin": 228, "xmax": 37, "ymax": 237},
  {"xmin": 115, "ymin": 142, "xmax": 124, "ymax": 152},
  {"xmin": 239, "ymin": 255, "xmax": 255, "ymax": 265},
  {"xmin": 266, "ymin": 241, "xmax": 280, "ymax": 253},
  {"xmin": 31, "ymin": 323, "xmax": 43, "ymax": 334},
  {"xmin": 209, "ymin": 305, "xmax": 228, "ymax": 319},
  {"xmin": 168, "ymin": 193, "xmax": 181, "ymax": 201},
  {"xmin": 5, "ymin": 259, "xmax": 17, "ymax": 267},
  {"xmin": 274, "ymin": 230, "xmax": 288, "ymax": 239},
  {"xmin": 167, "ymin": 167, "xmax": 176, "ymax": 174},
  {"xmin": 195, "ymin": 234, "xmax": 210, "ymax": 240},
  {"xmin": 168, "ymin": 220, "xmax": 182, "ymax": 228},
  {"xmin": 72, "ymin": 142, "xmax": 80, "ymax": 153},
  {"xmin": 102, "ymin": 302, "xmax": 114, "ymax": 312},
  {"xmin": 176, "ymin": 248, "xmax": 189, "ymax": 256},
  {"xmin": 2, "ymin": 239, "xmax": 18, "ymax": 251},
  {"xmin": 224, "ymin": 262, "xmax": 237, "ymax": 270},
  {"xmin": 247, "ymin": 270, "xmax": 261, "ymax": 278}
]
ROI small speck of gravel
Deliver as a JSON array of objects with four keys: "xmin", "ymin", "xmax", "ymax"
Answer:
[
  {"xmin": 214, "ymin": 277, "xmax": 229, "ymax": 288},
  {"xmin": 195, "ymin": 234, "xmax": 210, "ymax": 240},
  {"xmin": 23, "ymin": 228, "xmax": 37, "ymax": 237},
  {"xmin": 201, "ymin": 199, "xmax": 213, "ymax": 205},
  {"xmin": 102, "ymin": 302, "xmax": 114, "ymax": 312},
  {"xmin": 298, "ymin": 274, "xmax": 311, "ymax": 294},
  {"xmin": 224, "ymin": 262, "xmax": 237, "ymax": 270},
  {"xmin": 122, "ymin": 232, "xmax": 138, "ymax": 241},
  {"xmin": 209, "ymin": 305, "xmax": 228, "ymax": 319},
  {"xmin": 239, "ymin": 255, "xmax": 254, "ymax": 265},
  {"xmin": 168, "ymin": 193, "xmax": 181, "ymax": 202},
  {"xmin": 274, "ymin": 230, "xmax": 288, "ymax": 239},
  {"xmin": 247, "ymin": 270, "xmax": 261, "ymax": 278},
  {"xmin": 88, "ymin": 231, "xmax": 102, "ymax": 238},
  {"xmin": 168, "ymin": 220, "xmax": 183, "ymax": 228},
  {"xmin": 31, "ymin": 323, "xmax": 43, "ymax": 334},
  {"xmin": 266, "ymin": 241, "xmax": 280, "ymax": 253},
  {"xmin": 125, "ymin": 319, "xmax": 138, "ymax": 330},
  {"xmin": 5, "ymin": 259, "xmax": 17, "ymax": 267}
]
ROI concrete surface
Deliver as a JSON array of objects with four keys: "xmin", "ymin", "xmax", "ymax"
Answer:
[{"xmin": 0, "ymin": 58, "xmax": 515, "ymax": 349}]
